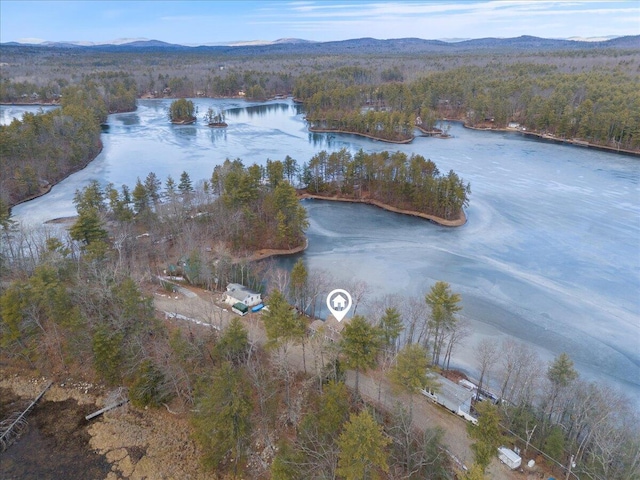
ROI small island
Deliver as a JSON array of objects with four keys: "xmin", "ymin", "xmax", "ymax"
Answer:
[
  {"xmin": 298, "ymin": 149, "xmax": 469, "ymax": 226},
  {"xmin": 204, "ymin": 107, "xmax": 228, "ymax": 128},
  {"xmin": 169, "ymin": 98, "xmax": 196, "ymax": 124}
]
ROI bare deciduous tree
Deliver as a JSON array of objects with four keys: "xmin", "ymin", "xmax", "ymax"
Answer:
[{"xmin": 474, "ymin": 338, "xmax": 499, "ymax": 401}]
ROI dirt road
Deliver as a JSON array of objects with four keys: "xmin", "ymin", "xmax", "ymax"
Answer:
[{"xmin": 154, "ymin": 283, "xmax": 521, "ymax": 480}]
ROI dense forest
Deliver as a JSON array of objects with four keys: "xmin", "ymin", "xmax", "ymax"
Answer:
[
  {"xmin": 293, "ymin": 65, "xmax": 640, "ymax": 150},
  {"xmin": 62, "ymin": 160, "xmax": 308, "ymax": 287},
  {"xmin": 301, "ymin": 149, "xmax": 470, "ymax": 221},
  {"xmin": 0, "ymin": 72, "xmax": 137, "ymax": 207},
  {"xmin": 1, "ymin": 38, "xmax": 639, "ymax": 150}
]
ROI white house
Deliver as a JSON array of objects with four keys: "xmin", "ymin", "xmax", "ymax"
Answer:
[
  {"xmin": 421, "ymin": 375, "xmax": 477, "ymax": 423},
  {"xmin": 225, "ymin": 283, "xmax": 262, "ymax": 307}
]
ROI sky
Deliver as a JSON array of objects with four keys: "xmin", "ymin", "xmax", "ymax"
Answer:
[{"xmin": 1, "ymin": 0, "xmax": 639, "ymax": 45}]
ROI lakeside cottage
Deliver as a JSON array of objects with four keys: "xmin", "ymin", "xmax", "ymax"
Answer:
[
  {"xmin": 225, "ymin": 283, "xmax": 262, "ymax": 307},
  {"xmin": 421, "ymin": 375, "xmax": 477, "ymax": 424},
  {"xmin": 309, "ymin": 315, "xmax": 345, "ymax": 343}
]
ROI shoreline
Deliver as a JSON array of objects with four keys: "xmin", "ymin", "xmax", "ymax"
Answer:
[
  {"xmin": 8, "ymin": 142, "xmax": 104, "ymax": 213},
  {"xmin": 234, "ymin": 238, "xmax": 309, "ymax": 263},
  {"xmin": 308, "ymin": 126, "xmax": 414, "ymax": 144},
  {"xmin": 298, "ymin": 192, "xmax": 466, "ymax": 227},
  {"xmin": 415, "ymin": 125, "xmax": 451, "ymax": 138},
  {"xmin": 462, "ymin": 123, "xmax": 640, "ymax": 157}
]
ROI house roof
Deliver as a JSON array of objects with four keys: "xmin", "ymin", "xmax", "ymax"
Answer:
[
  {"xmin": 436, "ymin": 375, "xmax": 475, "ymax": 408},
  {"xmin": 309, "ymin": 315, "xmax": 346, "ymax": 342},
  {"xmin": 498, "ymin": 447, "xmax": 521, "ymax": 463},
  {"xmin": 226, "ymin": 283, "xmax": 260, "ymax": 302}
]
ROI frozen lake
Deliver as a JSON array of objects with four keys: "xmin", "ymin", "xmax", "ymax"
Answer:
[{"xmin": 5, "ymin": 99, "xmax": 640, "ymax": 405}]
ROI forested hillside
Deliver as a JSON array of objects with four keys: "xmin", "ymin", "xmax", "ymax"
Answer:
[
  {"xmin": 0, "ymin": 73, "xmax": 137, "ymax": 208},
  {"xmin": 293, "ymin": 65, "xmax": 640, "ymax": 150},
  {"xmin": 1, "ymin": 36, "xmax": 639, "ymax": 150}
]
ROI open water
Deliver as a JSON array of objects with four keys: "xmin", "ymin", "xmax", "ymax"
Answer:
[{"xmin": 4, "ymin": 99, "xmax": 639, "ymax": 405}]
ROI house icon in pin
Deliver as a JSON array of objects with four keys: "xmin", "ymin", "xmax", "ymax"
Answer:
[{"xmin": 332, "ymin": 294, "xmax": 347, "ymax": 310}]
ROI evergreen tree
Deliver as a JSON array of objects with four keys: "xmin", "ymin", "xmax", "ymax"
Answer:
[
  {"xmin": 425, "ymin": 281, "xmax": 462, "ymax": 366},
  {"xmin": 168, "ymin": 98, "xmax": 195, "ymax": 123},
  {"xmin": 192, "ymin": 362, "xmax": 253, "ymax": 473},
  {"xmin": 388, "ymin": 344, "xmax": 431, "ymax": 398},
  {"xmin": 178, "ymin": 171, "xmax": 194, "ymax": 194},
  {"xmin": 129, "ymin": 359, "xmax": 170, "ymax": 408},
  {"xmin": 132, "ymin": 177, "xmax": 149, "ymax": 214},
  {"xmin": 263, "ymin": 289, "xmax": 304, "ymax": 349},
  {"xmin": 337, "ymin": 409, "xmax": 391, "ymax": 480},
  {"xmin": 283, "ymin": 155, "xmax": 298, "ymax": 183},
  {"xmin": 73, "ymin": 180, "xmax": 105, "ymax": 214},
  {"xmin": 378, "ymin": 307, "xmax": 403, "ymax": 354},
  {"xmin": 341, "ymin": 315, "xmax": 381, "ymax": 395},
  {"xmin": 290, "ymin": 258, "xmax": 308, "ymax": 312},
  {"xmin": 144, "ymin": 171, "xmax": 162, "ymax": 206},
  {"xmin": 165, "ymin": 175, "xmax": 177, "ymax": 197},
  {"xmin": 546, "ymin": 352, "xmax": 578, "ymax": 424},
  {"xmin": 468, "ymin": 401, "xmax": 505, "ymax": 473},
  {"xmin": 216, "ymin": 317, "xmax": 250, "ymax": 365},
  {"xmin": 69, "ymin": 208, "xmax": 108, "ymax": 254}
]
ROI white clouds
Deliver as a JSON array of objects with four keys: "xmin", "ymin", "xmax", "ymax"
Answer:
[
  {"xmin": 254, "ymin": 0, "xmax": 640, "ymax": 40},
  {"xmin": 1, "ymin": 0, "xmax": 637, "ymax": 44}
]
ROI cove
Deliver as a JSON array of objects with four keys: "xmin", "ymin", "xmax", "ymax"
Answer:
[{"xmin": 5, "ymin": 99, "xmax": 640, "ymax": 406}]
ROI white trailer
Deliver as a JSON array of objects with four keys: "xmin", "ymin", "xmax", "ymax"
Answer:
[{"xmin": 498, "ymin": 446, "xmax": 521, "ymax": 469}]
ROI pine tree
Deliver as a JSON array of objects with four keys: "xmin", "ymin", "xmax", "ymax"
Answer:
[
  {"xmin": 216, "ymin": 317, "xmax": 249, "ymax": 365},
  {"xmin": 468, "ymin": 401, "xmax": 505, "ymax": 473},
  {"xmin": 178, "ymin": 171, "xmax": 194, "ymax": 194},
  {"xmin": 69, "ymin": 208, "xmax": 108, "ymax": 249},
  {"xmin": 378, "ymin": 307, "xmax": 403, "ymax": 354},
  {"xmin": 425, "ymin": 281, "xmax": 462, "ymax": 366},
  {"xmin": 290, "ymin": 259, "xmax": 308, "ymax": 312},
  {"xmin": 192, "ymin": 362, "xmax": 253, "ymax": 473},
  {"xmin": 341, "ymin": 315, "xmax": 381, "ymax": 396},
  {"xmin": 165, "ymin": 175, "xmax": 176, "ymax": 197},
  {"xmin": 337, "ymin": 409, "xmax": 391, "ymax": 480},
  {"xmin": 132, "ymin": 177, "xmax": 149, "ymax": 214},
  {"xmin": 144, "ymin": 171, "xmax": 162, "ymax": 206}
]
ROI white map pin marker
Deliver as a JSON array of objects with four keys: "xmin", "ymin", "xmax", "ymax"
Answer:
[{"xmin": 326, "ymin": 289, "xmax": 353, "ymax": 322}]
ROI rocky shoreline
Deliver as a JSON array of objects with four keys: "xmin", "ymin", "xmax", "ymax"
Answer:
[
  {"xmin": 308, "ymin": 126, "xmax": 414, "ymax": 144},
  {"xmin": 462, "ymin": 123, "xmax": 640, "ymax": 157},
  {"xmin": 298, "ymin": 192, "xmax": 466, "ymax": 227}
]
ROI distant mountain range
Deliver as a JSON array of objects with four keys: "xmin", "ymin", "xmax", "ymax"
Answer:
[
  {"xmin": 3, "ymin": 35, "xmax": 638, "ymax": 54},
  {"xmin": 4, "ymin": 37, "xmax": 316, "ymax": 48}
]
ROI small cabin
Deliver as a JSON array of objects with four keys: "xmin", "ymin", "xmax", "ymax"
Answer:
[{"xmin": 232, "ymin": 302, "xmax": 249, "ymax": 316}]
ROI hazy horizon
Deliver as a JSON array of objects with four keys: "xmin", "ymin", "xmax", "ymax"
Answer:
[{"xmin": 1, "ymin": 1, "xmax": 638, "ymax": 46}]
